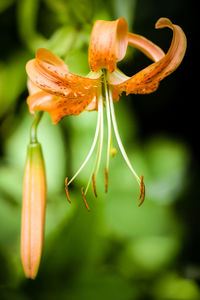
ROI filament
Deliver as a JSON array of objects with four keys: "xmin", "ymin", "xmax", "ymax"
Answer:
[
  {"xmin": 67, "ymin": 96, "xmax": 102, "ymax": 186},
  {"xmin": 94, "ymin": 94, "xmax": 104, "ymax": 175},
  {"xmin": 108, "ymin": 88, "xmax": 141, "ymax": 185},
  {"xmin": 85, "ymin": 94, "xmax": 104, "ymax": 194}
]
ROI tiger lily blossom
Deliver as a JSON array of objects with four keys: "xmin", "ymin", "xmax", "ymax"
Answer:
[{"xmin": 26, "ymin": 17, "xmax": 186, "ymax": 210}]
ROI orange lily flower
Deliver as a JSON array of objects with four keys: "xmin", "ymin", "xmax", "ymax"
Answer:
[{"xmin": 26, "ymin": 17, "xmax": 186, "ymax": 209}]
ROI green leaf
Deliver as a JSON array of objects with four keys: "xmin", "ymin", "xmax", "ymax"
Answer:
[
  {"xmin": 0, "ymin": 0, "xmax": 15, "ymax": 13},
  {"xmin": 47, "ymin": 26, "xmax": 77, "ymax": 57},
  {"xmin": 153, "ymin": 273, "xmax": 200, "ymax": 300},
  {"xmin": 5, "ymin": 111, "xmax": 66, "ymax": 195},
  {"xmin": 17, "ymin": 0, "xmax": 47, "ymax": 52},
  {"xmin": 113, "ymin": 0, "xmax": 137, "ymax": 28},
  {"xmin": 0, "ymin": 51, "xmax": 29, "ymax": 118}
]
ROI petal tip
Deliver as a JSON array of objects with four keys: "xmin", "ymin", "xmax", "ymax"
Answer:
[
  {"xmin": 155, "ymin": 17, "xmax": 172, "ymax": 29},
  {"xmin": 36, "ymin": 48, "xmax": 51, "ymax": 59}
]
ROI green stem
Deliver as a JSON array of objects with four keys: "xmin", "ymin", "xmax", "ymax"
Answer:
[{"xmin": 30, "ymin": 111, "xmax": 43, "ymax": 144}]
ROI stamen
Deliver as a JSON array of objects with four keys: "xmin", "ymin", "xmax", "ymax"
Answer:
[
  {"xmin": 81, "ymin": 187, "xmax": 90, "ymax": 211},
  {"xmin": 67, "ymin": 94, "xmax": 102, "ymax": 186},
  {"xmin": 109, "ymin": 88, "xmax": 141, "ymax": 185},
  {"xmin": 64, "ymin": 177, "xmax": 71, "ymax": 204},
  {"xmin": 104, "ymin": 167, "xmax": 108, "ymax": 193},
  {"xmin": 85, "ymin": 94, "xmax": 104, "ymax": 195},
  {"xmin": 92, "ymin": 173, "xmax": 98, "ymax": 197},
  {"xmin": 108, "ymin": 86, "xmax": 145, "ymax": 204},
  {"xmin": 138, "ymin": 175, "xmax": 145, "ymax": 207},
  {"xmin": 94, "ymin": 94, "xmax": 104, "ymax": 175}
]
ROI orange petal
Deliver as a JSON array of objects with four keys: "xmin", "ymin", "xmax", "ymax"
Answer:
[
  {"xmin": 109, "ymin": 18, "xmax": 187, "ymax": 95},
  {"xmin": 26, "ymin": 48, "xmax": 100, "ymax": 97},
  {"xmin": 27, "ymin": 90, "xmax": 97, "ymax": 124},
  {"xmin": 85, "ymin": 96, "xmax": 98, "ymax": 111},
  {"xmin": 26, "ymin": 59, "xmax": 72, "ymax": 97},
  {"xmin": 89, "ymin": 17, "xmax": 128, "ymax": 73},
  {"xmin": 27, "ymin": 79, "xmax": 41, "ymax": 95},
  {"xmin": 128, "ymin": 32, "xmax": 165, "ymax": 62},
  {"xmin": 27, "ymin": 91, "xmax": 56, "ymax": 115},
  {"xmin": 36, "ymin": 48, "xmax": 69, "ymax": 72}
]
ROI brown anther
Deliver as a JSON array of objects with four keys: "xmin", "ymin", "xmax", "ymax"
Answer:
[
  {"xmin": 64, "ymin": 177, "xmax": 71, "ymax": 204},
  {"xmin": 81, "ymin": 187, "xmax": 90, "ymax": 211},
  {"xmin": 138, "ymin": 175, "xmax": 145, "ymax": 207},
  {"xmin": 104, "ymin": 167, "xmax": 108, "ymax": 193},
  {"xmin": 92, "ymin": 173, "xmax": 98, "ymax": 197}
]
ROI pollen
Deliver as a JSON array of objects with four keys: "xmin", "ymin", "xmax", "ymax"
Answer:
[
  {"xmin": 104, "ymin": 167, "xmax": 108, "ymax": 193},
  {"xmin": 64, "ymin": 177, "xmax": 71, "ymax": 204},
  {"xmin": 92, "ymin": 173, "xmax": 98, "ymax": 197},
  {"xmin": 138, "ymin": 175, "xmax": 145, "ymax": 207},
  {"xmin": 81, "ymin": 187, "xmax": 90, "ymax": 211}
]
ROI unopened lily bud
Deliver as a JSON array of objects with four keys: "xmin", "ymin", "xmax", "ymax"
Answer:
[{"xmin": 21, "ymin": 142, "xmax": 46, "ymax": 279}]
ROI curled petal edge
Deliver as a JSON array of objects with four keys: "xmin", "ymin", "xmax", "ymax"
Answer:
[
  {"xmin": 27, "ymin": 90, "xmax": 97, "ymax": 124},
  {"xmin": 128, "ymin": 32, "xmax": 165, "ymax": 62},
  {"xmin": 26, "ymin": 48, "xmax": 100, "ymax": 98},
  {"xmin": 108, "ymin": 17, "xmax": 187, "ymax": 95}
]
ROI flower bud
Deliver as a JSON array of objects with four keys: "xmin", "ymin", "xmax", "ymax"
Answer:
[{"xmin": 21, "ymin": 142, "xmax": 46, "ymax": 279}]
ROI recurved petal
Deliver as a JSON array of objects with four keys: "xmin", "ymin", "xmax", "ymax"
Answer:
[
  {"xmin": 85, "ymin": 96, "xmax": 98, "ymax": 111},
  {"xmin": 109, "ymin": 18, "xmax": 187, "ymax": 95},
  {"xmin": 26, "ymin": 59, "xmax": 72, "ymax": 97},
  {"xmin": 27, "ymin": 90, "xmax": 97, "ymax": 124},
  {"xmin": 36, "ymin": 48, "xmax": 69, "ymax": 71},
  {"xmin": 128, "ymin": 32, "xmax": 165, "ymax": 62},
  {"xmin": 27, "ymin": 91, "xmax": 56, "ymax": 115},
  {"xmin": 26, "ymin": 48, "xmax": 100, "ymax": 98},
  {"xmin": 28, "ymin": 79, "xmax": 43, "ymax": 95},
  {"xmin": 89, "ymin": 17, "xmax": 128, "ymax": 73}
]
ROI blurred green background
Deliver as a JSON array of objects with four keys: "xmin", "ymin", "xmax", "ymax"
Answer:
[{"xmin": 0, "ymin": 0, "xmax": 198, "ymax": 299}]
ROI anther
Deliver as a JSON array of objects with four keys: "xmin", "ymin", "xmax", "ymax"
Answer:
[
  {"xmin": 104, "ymin": 167, "xmax": 108, "ymax": 193},
  {"xmin": 138, "ymin": 175, "xmax": 145, "ymax": 207},
  {"xmin": 81, "ymin": 187, "xmax": 90, "ymax": 211},
  {"xmin": 92, "ymin": 173, "xmax": 98, "ymax": 197},
  {"xmin": 64, "ymin": 177, "xmax": 71, "ymax": 204}
]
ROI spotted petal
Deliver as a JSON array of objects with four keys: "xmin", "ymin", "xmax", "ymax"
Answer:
[
  {"xmin": 27, "ymin": 89, "xmax": 98, "ymax": 124},
  {"xmin": 108, "ymin": 18, "xmax": 187, "ymax": 95},
  {"xmin": 26, "ymin": 48, "xmax": 101, "ymax": 121},
  {"xmin": 89, "ymin": 17, "xmax": 128, "ymax": 73}
]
